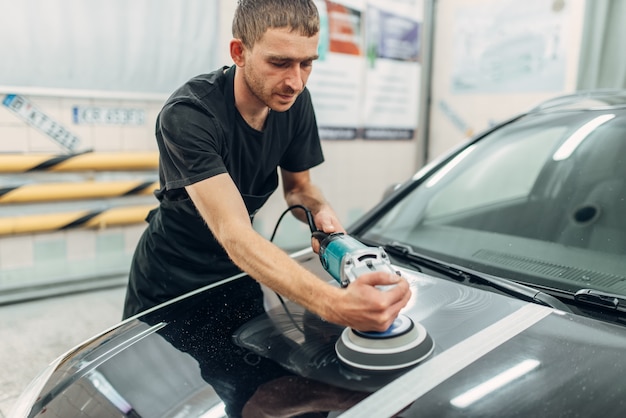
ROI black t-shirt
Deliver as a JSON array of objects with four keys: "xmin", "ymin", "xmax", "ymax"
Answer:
[
  {"xmin": 155, "ymin": 65, "xmax": 324, "ymax": 214},
  {"xmin": 133, "ymin": 65, "xmax": 323, "ymax": 283}
]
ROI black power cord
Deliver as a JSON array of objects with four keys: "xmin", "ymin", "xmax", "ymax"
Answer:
[
  {"xmin": 269, "ymin": 204, "xmax": 317, "ymax": 242},
  {"xmin": 267, "ymin": 204, "xmax": 318, "ymax": 334},
  {"xmin": 270, "ymin": 204, "xmax": 330, "ymax": 248}
]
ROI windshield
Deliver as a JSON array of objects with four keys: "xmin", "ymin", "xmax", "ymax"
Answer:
[{"xmin": 363, "ymin": 108, "xmax": 626, "ymax": 296}]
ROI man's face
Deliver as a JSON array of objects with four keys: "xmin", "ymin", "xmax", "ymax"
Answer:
[{"xmin": 241, "ymin": 27, "xmax": 319, "ymax": 112}]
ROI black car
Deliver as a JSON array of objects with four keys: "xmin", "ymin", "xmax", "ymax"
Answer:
[{"xmin": 11, "ymin": 90, "xmax": 626, "ymax": 417}]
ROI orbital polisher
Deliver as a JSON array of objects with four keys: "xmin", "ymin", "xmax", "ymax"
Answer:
[{"xmin": 313, "ymin": 231, "xmax": 434, "ymax": 371}]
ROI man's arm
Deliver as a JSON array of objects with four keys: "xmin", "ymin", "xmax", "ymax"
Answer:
[
  {"xmin": 185, "ymin": 173, "xmax": 410, "ymax": 332},
  {"xmin": 280, "ymin": 168, "xmax": 343, "ymax": 250}
]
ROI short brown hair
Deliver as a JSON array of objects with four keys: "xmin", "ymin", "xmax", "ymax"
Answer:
[{"xmin": 232, "ymin": 0, "xmax": 320, "ymax": 48}]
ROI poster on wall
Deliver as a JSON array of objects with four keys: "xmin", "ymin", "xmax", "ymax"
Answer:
[
  {"xmin": 308, "ymin": 0, "xmax": 365, "ymax": 140},
  {"xmin": 308, "ymin": 0, "xmax": 423, "ymax": 140},
  {"xmin": 362, "ymin": 0, "xmax": 422, "ymax": 140},
  {"xmin": 451, "ymin": 0, "xmax": 569, "ymax": 94}
]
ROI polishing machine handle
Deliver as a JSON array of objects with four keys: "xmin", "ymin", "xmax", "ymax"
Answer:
[{"xmin": 314, "ymin": 231, "xmax": 398, "ymax": 288}]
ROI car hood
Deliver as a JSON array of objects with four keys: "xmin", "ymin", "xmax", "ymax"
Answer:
[{"xmin": 15, "ymin": 250, "xmax": 626, "ymax": 417}]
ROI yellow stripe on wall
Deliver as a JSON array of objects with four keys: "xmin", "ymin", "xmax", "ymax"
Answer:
[
  {"xmin": 0, "ymin": 204, "xmax": 155, "ymax": 236},
  {"xmin": 0, "ymin": 181, "xmax": 159, "ymax": 203},
  {"xmin": 83, "ymin": 205, "xmax": 156, "ymax": 229},
  {"xmin": 0, "ymin": 152, "xmax": 159, "ymax": 172}
]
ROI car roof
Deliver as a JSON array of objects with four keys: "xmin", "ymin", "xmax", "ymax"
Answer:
[{"xmin": 529, "ymin": 89, "xmax": 626, "ymax": 113}]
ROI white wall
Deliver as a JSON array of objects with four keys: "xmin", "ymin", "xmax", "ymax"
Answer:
[{"xmin": 0, "ymin": 0, "xmax": 219, "ymax": 95}]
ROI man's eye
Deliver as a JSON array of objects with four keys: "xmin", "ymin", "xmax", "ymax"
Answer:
[
  {"xmin": 301, "ymin": 61, "xmax": 313, "ymax": 68},
  {"xmin": 271, "ymin": 62, "xmax": 287, "ymax": 68}
]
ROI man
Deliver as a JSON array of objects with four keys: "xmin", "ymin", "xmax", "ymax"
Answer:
[{"xmin": 123, "ymin": 0, "xmax": 410, "ymax": 333}]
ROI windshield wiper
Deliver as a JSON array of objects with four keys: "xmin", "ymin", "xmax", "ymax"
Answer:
[
  {"xmin": 574, "ymin": 289, "xmax": 626, "ymax": 311},
  {"xmin": 383, "ymin": 242, "xmax": 573, "ymax": 313}
]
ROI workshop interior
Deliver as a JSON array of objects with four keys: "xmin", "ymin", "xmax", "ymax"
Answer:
[
  {"xmin": 1, "ymin": 0, "xmax": 622, "ymax": 304},
  {"xmin": 1, "ymin": 0, "xmax": 625, "ymax": 417}
]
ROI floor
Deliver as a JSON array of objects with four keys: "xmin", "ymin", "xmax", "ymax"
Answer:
[{"xmin": 0, "ymin": 285, "xmax": 126, "ymax": 418}]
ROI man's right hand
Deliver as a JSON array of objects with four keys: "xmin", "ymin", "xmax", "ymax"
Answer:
[{"xmin": 325, "ymin": 271, "xmax": 411, "ymax": 332}]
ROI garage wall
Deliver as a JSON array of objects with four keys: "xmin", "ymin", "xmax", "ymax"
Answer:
[
  {"xmin": 0, "ymin": 0, "xmax": 424, "ymax": 299},
  {"xmin": 426, "ymin": 0, "xmax": 586, "ymax": 161},
  {"xmin": 2, "ymin": 0, "xmax": 608, "ymax": 300},
  {"xmin": 0, "ymin": 95, "xmax": 161, "ymax": 301},
  {"xmin": 0, "ymin": 0, "xmax": 219, "ymax": 95}
]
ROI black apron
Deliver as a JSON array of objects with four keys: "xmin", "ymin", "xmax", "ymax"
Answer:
[{"xmin": 123, "ymin": 187, "xmax": 276, "ymax": 319}]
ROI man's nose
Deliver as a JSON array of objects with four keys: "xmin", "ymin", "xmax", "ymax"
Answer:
[{"xmin": 284, "ymin": 65, "xmax": 304, "ymax": 92}]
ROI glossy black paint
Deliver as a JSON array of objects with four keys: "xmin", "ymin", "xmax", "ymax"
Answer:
[{"xmin": 17, "ymin": 251, "xmax": 626, "ymax": 417}]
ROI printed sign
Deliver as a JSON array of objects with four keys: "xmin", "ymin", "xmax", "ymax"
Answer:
[
  {"xmin": 308, "ymin": 0, "xmax": 423, "ymax": 140},
  {"xmin": 72, "ymin": 106, "xmax": 145, "ymax": 125},
  {"xmin": 2, "ymin": 94, "xmax": 80, "ymax": 152}
]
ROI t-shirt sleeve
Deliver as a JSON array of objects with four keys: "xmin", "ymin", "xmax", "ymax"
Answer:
[
  {"xmin": 279, "ymin": 88, "xmax": 325, "ymax": 172},
  {"xmin": 158, "ymin": 101, "xmax": 228, "ymax": 190}
]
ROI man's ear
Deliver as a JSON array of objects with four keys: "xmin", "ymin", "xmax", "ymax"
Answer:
[{"xmin": 230, "ymin": 39, "xmax": 246, "ymax": 67}]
